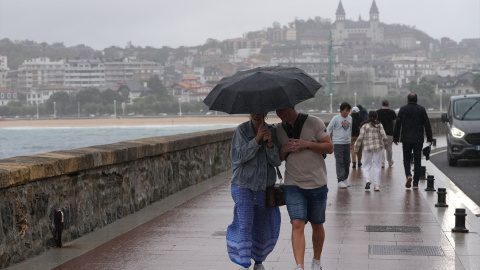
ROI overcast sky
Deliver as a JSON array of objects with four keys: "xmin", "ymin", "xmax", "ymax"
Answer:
[{"xmin": 0, "ymin": 0, "xmax": 479, "ymax": 50}]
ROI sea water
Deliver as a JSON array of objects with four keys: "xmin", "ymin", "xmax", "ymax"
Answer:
[{"xmin": 0, "ymin": 124, "xmax": 237, "ymax": 159}]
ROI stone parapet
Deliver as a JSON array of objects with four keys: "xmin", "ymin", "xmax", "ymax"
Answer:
[{"xmin": 0, "ymin": 128, "xmax": 234, "ymax": 268}]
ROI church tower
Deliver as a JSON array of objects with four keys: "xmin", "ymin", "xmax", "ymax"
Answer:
[
  {"xmin": 369, "ymin": 0, "xmax": 379, "ymax": 21},
  {"xmin": 334, "ymin": 1, "xmax": 346, "ymax": 42},
  {"xmin": 336, "ymin": 0, "xmax": 346, "ymax": 22},
  {"xmin": 368, "ymin": 0, "xmax": 383, "ymax": 43}
]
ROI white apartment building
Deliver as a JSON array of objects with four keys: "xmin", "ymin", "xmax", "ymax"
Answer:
[
  {"xmin": 0, "ymin": 87, "xmax": 18, "ymax": 106},
  {"xmin": 392, "ymin": 56, "xmax": 436, "ymax": 87},
  {"xmin": 26, "ymin": 84, "xmax": 76, "ymax": 105},
  {"xmin": 17, "ymin": 58, "xmax": 64, "ymax": 92},
  {"xmin": 103, "ymin": 57, "xmax": 163, "ymax": 84},
  {"xmin": 64, "ymin": 59, "xmax": 106, "ymax": 88}
]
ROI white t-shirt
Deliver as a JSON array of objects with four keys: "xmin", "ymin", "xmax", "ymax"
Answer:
[{"xmin": 276, "ymin": 115, "xmax": 329, "ymax": 189}]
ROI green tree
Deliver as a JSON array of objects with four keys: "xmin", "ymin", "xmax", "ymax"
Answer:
[
  {"xmin": 147, "ymin": 75, "xmax": 168, "ymax": 98},
  {"xmin": 46, "ymin": 92, "xmax": 73, "ymax": 115}
]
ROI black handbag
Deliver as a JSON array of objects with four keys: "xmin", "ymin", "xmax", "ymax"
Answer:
[{"xmin": 266, "ymin": 167, "xmax": 285, "ymax": 207}]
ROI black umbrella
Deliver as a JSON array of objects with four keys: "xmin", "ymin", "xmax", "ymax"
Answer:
[{"xmin": 203, "ymin": 66, "xmax": 322, "ymax": 114}]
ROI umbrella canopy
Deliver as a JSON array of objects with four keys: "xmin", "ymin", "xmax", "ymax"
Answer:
[{"xmin": 203, "ymin": 66, "xmax": 322, "ymax": 114}]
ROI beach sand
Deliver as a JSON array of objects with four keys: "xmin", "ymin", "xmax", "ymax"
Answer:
[{"xmin": 0, "ymin": 116, "xmax": 282, "ymax": 128}]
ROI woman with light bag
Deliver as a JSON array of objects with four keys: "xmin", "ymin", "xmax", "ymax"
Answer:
[{"xmin": 227, "ymin": 113, "xmax": 282, "ymax": 270}]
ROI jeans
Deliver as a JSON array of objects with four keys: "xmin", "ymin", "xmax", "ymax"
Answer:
[
  {"xmin": 402, "ymin": 142, "xmax": 423, "ymax": 185},
  {"xmin": 284, "ymin": 185, "xmax": 328, "ymax": 224},
  {"xmin": 334, "ymin": 143, "xmax": 351, "ymax": 182}
]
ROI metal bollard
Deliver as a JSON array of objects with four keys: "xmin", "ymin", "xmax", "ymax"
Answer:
[
  {"xmin": 419, "ymin": 166, "xmax": 426, "ymax": 180},
  {"xmin": 425, "ymin": 175, "xmax": 436, "ymax": 191},
  {"xmin": 452, "ymin": 208, "xmax": 469, "ymax": 233},
  {"xmin": 432, "ymin": 139, "xmax": 437, "ymax": 147},
  {"xmin": 435, "ymin": 188, "xmax": 448, "ymax": 207}
]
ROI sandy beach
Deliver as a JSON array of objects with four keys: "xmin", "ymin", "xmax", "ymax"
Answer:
[{"xmin": 0, "ymin": 116, "xmax": 282, "ymax": 128}]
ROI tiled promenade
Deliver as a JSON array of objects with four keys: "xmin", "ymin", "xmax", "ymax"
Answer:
[{"xmin": 7, "ymin": 136, "xmax": 480, "ymax": 270}]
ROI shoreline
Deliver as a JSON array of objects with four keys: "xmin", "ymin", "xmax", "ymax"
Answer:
[{"xmin": 0, "ymin": 116, "xmax": 282, "ymax": 128}]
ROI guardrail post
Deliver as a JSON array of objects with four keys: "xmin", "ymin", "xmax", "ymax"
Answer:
[
  {"xmin": 452, "ymin": 208, "xmax": 469, "ymax": 233},
  {"xmin": 425, "ymin": 175, "xmax": 436, "ymax": 191},
  {"xmin": 419, "ymin": 166, "xmax": 426, "ymax": 180},
  {"xmin": 435, "ymin": 188, "xmax": 448, "ymax": 207}
]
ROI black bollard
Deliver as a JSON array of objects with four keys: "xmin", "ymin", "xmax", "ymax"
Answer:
[
  {"xmin": 435, "ymin": 188, "xmax": 448, "ymax": 207},
  {"xmin": 419, "ymin": 166, "xmax": 426, "ymax": 180},
  {"xmin": 452, "ymin": 208, "xmax": 469, "ymax": 233},
  {"xmin": 425, "ymin": 175, "xmax": 436, "ymax": 191},
  {"xmin": 432, "ymin": 139, "xmax": 437, "ymax": 147}
]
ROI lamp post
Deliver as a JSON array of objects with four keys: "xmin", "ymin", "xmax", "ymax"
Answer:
[
  {"xmin": 178, "ymin": 98, "xmax": 182, "ymax": 117},
  {"xmin": 330, "ymin": 93, "xmax": 333, "ymax": 114},
  {"xmin": 53, "ymin": 101, "xmax": 56, "ymax": 119},
  {"xmin": 439, "ymin": 90, "xmax": 443, "ymax": 113},
  {"xmin": 354, "ymin": 92, "xmax": 357, "ymax": 106},
  {"xmin": 114, "ymin": 100, "xmax": 117, "ymax": 118},
  {"xmin": 78, "ymin": 102, "xmax": 80, "ymax": 118},
  {"xmin": 36, "ymin": 102, "xmax": 39, "ymax": 119}
]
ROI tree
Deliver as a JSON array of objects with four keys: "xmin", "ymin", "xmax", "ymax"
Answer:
[
  {"xmin": 46, "ymin": 92, "xmax": 72, "ymax": 115},
  {"xmin": 147, "ymin": 75, "xmax": 168, "ymax": 98}
]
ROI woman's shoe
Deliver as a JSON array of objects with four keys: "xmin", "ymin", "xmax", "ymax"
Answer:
[
  {"xmin": 365, "ymin": 182, "xmax": 371, "ymax": 190},
  {"xmin": 374, "ymin": 185, "xmax": 380, "ymax": 191}
]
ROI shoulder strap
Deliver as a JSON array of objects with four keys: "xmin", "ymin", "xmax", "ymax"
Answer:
[{"xmin": 282, "ymin": 113, "xmax": 308, "ymax": 139}]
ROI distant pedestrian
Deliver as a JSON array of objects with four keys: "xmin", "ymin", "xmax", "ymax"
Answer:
[
  {"xmin": 350, "ymin": 106, "xmax": 363, "ymax": 169},
  {"xmin": 327, "ymin": 102, "xmax": 352, "ymax": 189},
  {"xmin": 357, "ymin": 104, "xmax": 368, "ymax": 121},
  {"xmin": 376, "ymin": 100, "xmax": 396, "ymax": 168},
  {"xmin": 355, "ymin": 111, "xmax": 388, "ymax": 191},
  {"xmin": 393, "ymin": 93, "xmax": 433, "ymax": 189},
  {"xmin": 54, "ymin": 208, "xmax": 64, "ymax": 248}
]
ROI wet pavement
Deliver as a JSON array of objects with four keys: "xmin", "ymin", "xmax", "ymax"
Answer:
[{"xmin": 7, "ymin": 135, "xmax": 480, "ymax": 270}]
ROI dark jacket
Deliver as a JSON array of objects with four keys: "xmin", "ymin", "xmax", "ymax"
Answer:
[
  {"xmin": 351, "ymin": 113, "xmax": 362, "ymax": 137},
  {"xmin": 393, "ymin": 102, "xmax": 433, "ymax": 143}
]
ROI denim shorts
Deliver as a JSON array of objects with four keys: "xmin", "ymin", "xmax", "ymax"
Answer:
[{"xmin": 284, "ymin": 185, "xmax": 328, "ymax": 224}]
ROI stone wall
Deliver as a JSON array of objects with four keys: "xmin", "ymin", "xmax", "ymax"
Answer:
[{"xmin": 0, "ymin": 128, "xmax": 234, "ymax": 269}]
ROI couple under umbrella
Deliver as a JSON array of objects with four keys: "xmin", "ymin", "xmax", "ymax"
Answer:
[{"xmin": 204, "ymin": 66, "xmax": 322, "ymax": 270}]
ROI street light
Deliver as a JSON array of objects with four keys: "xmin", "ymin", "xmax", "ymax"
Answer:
[
  {"xmin": 439, "ymin": 90, "xmax": 443, "ymax": 113},
  {"xmin": 36, "ymin": 102, "xmax": 39, "ymax": 119},
  {"xmin": 114, "ymin": 100, "xmax": 117, "ymax": 118},
  {"xmin": 330, "ymin": 93, "xmax": 333, "ymax": 114},
  {"xmin": 78, "ymin": 102, "xmax": 80, "ymax": 118},
  {"xmin": 53, "ymin": 101, "xmax": 56, "ymax": 119},
  {"xmin": 178, "ymin": 98, "xmax": 182, "ymax": 117},
  {"xmin": 354, "ymin": 92, "xmax": 357, "ymax": 106}
]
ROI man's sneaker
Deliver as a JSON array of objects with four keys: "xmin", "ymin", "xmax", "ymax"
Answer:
[
  {"xmin": 413, "ymin": 184, "xmax": 419, "ymax": 189},
  {"xmin": 374, "ymin": 185, "xmax": 380, "ymax": 191},
  {"xmin": 294, "ymin": 264, "xmax": 303, "ymax": 270},
  {"xmin": 344, "ymin": 180, "xmax": 351, "ymax": 187},
  {"xmin": 338, "ymin": 181, "xmax": 348, "ymax": 189},
  {"xmin": 365, "ymin": 182, "xmax": 371, "ymax": 190},
  {"xmin": 389, "ymin": 161, "xmax": 394, "ymax": 167},
  {"xmin": 406, "ymin": 176, "xmax": 412, "ymax": 188},
  {"xmin": 253, "ymin": 264, "xmax": 265, "ymax": 270},
  {"xmin": 311, "ymin": 259, "xmax": 322, "ymax": 270}
]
